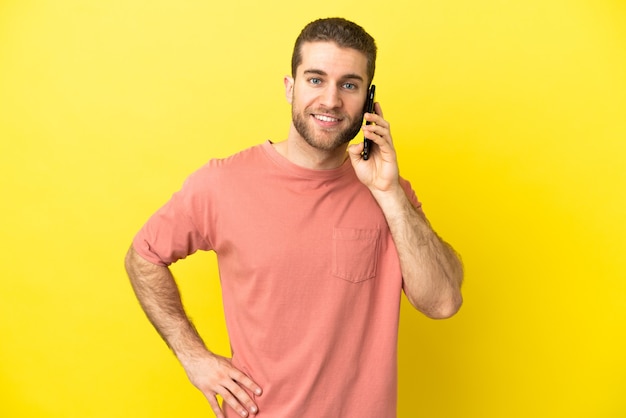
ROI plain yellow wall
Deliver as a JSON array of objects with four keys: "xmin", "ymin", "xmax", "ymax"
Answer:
[{"xmin": 1, "ymin": 0, "xmax": 625, "ymax": 417}]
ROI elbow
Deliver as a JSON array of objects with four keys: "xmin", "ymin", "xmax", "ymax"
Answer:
[
  {"xmin": 124, "ymin": 245, "xmax": 138, "ymax": 276},
  {"xmin": 429, "ymin": 293, "xmax": 463, "ymax": 319},
  {"xmin": 429, "ymin": 267, "xmax": 464, "ymax": 319},
  {"xmin": 414, "ymin": 291, "xmax": 463, "ymax": 320}
]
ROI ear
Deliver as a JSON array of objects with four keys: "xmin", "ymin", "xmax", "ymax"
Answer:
[{"xmin": 284, "ymin": 76, "xmax": 294, "ymax": 104}]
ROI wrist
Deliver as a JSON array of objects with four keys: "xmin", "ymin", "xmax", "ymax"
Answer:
[
  {"xmin": 371, "ymin": 182, "xmax": 408, "ymax": 213},
  {"xmin": 176, "ymin": 345, "xmax": 215, "ymax": 369},
  {"xmin": 166, "ymin": 322, "xmax": 211, "ymax": 361}
]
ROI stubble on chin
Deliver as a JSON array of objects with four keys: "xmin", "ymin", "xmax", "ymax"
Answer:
[{"xmin": 292, "ymin": 108, "xmax": 364, "ymax": 152}]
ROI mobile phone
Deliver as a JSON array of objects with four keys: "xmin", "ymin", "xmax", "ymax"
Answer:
[{"xmin": 362, "ymin": 85, "xmax": 376, "ymax": 160}]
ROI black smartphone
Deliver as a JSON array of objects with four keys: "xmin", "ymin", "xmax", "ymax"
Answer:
[{"xmin": 362, "ymin": 84, "xmax": 376, "ymax": 160}]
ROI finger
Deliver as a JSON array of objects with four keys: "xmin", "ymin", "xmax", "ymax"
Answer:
[
  {"xmin": 227, "ymin": 366, "xmax": 262, "ymax": 396},
  {"xmin": 348, "ymin": 141, "xmax": 364, "ymax": 156},
  {"xmin": 236, "ymin": 373, "xmax": 263, "ymax": 397},
  {"xmin": 363, "ymin": 111, "xmax": 389, "ymax": 129},
  {"xmin": 227, "ymin": 367, "xmax": 262, "ymax": 401},
  {"xmin": 224, "ymin": 369, "xmax": 261, "ymax": 414},
  {"xmin": 226, "ymin": 378, "xmax": 260, "ymax": 415},
  {"xmin": 361, "ymin": 128, "xmax": 397, "ymax": 162},
  {"xmin": 364, "ymin": 116, "xmax": 392, "ymax": 140},
  {"xmin": 205, "ymin": 394, "xmax": 225, "ymax": 418},
  {"xmin": 220, "ymin": 386, "xmax": 253, "ymax": 417},
  {"xmin": 374, "ymin": 101, "xmax": 384, "ymax": 118},
  {"xmin": 362, "ymin": 125, "xmax": 387, "ymax": 146}
]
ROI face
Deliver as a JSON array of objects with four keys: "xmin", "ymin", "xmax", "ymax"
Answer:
[{"xmin": 285, "ymin": 42, "xmax": 369, "ymax": 152}]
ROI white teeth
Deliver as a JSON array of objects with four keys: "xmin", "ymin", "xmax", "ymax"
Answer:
[{"xmin": 314, "ymin": 115, "xmax": 339, "ymax": 122}]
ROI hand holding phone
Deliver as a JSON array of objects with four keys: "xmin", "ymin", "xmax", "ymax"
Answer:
[{"xmin": 362, "ymin": 85, "xmax": 376, "ymax": 160}]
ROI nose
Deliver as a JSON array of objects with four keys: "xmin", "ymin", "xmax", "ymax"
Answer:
[{"xmin": 319, "ymin": 85, "xmax": 342, "ymax": 109}]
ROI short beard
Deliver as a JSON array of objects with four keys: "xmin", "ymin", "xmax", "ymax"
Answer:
[{"xmin": 292, "ymin": 107, "xmax": 364, "ymax": 152}]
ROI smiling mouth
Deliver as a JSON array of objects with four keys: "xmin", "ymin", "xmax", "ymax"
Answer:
[{"xmin": 313, "ymin": 114, "xmax": 341, "ymax": 123}]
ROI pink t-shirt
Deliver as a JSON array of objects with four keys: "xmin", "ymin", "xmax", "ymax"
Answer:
[{"xmin": 133, "ymin": 141, "xmax": 421, "ymax": 417}]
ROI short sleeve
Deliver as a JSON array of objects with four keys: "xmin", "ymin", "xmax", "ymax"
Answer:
[
  {"xmin": 132, "ymin": 167, "xmax": 214, "ymax": 266},
  {"xmin": 399, "ymin": 176, "xmax": 422, "ymax": 211}
]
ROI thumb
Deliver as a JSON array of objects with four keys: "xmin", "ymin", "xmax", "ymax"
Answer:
[{"xmin": 347, "ymin": 141, "xmax": 364, "ymax": 161}]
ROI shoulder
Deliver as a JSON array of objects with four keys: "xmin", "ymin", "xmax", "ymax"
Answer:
[{"xmin": 186, "ymin": 142, "xmax": 270, "ymax": 184}]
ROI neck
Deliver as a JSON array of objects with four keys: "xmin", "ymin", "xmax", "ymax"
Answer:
[{"xmin": 273, "ymin": 124, "xmax": 349, "ymax": 170}]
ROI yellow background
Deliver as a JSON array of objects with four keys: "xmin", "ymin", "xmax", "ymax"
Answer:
[{"xmin": 1, "ymin": 0, "xmax": 625, "ymax": 417}]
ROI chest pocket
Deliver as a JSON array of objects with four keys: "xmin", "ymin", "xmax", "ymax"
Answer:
[{"xmin": 332, "ymin": 227, "xmax": 381, "ymax": 283}]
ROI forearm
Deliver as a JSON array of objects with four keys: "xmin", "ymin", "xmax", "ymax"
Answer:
[
  {"xmin": 374, "ymin": 186, "xmax": 464, "ymax": 319},
  {"xmin": 125, "ymin": 246, "xmax": 262, "ymax": 416},
  {"xmin": 124, "ymin": 246, "xmax": 207, "ymax": 359}
]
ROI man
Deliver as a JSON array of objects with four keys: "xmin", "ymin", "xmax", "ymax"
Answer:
[{"xmin": 125, "ymin": 17, "xmax": 463, "ymax": 418}]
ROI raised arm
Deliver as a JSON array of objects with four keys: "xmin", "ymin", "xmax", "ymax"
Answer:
[
  {"xmin": 348, "ymin": 103, "xmax": 463, "ymax": 319},
  {"xmin": 369, "ymin": 186, "xmax": 463, "ymax": 318},
  {"xmin": 124, "ymin": 246, "xmax": 262, "ymax": 417}
]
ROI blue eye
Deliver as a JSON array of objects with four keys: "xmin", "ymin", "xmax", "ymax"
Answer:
[
  {"xmin": 309, "ymin": 78, "xmax": 322, "ymax": 85},
  {"xmin": 343, "ymin": 83, "xmax": 356, "ymax": 90}
]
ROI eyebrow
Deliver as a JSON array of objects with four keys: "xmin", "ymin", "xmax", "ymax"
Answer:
[{"xmin": 303, "ymin": 69, "xmax": 364, "ymax": 82}]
